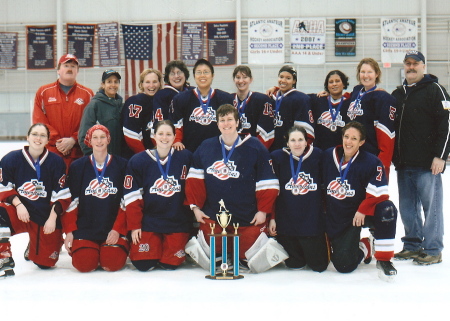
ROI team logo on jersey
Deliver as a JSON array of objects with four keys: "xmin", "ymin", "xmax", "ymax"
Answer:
[
  {"xmin": 347, "ymin": 101, "xmax": 363, "ymax": 120},
  {"xmin": 149, "ymin": 176, "xmax": 181, "ymax": 197},
  {"xmin": 74, "ymin": 98, "xmax": 85, "ymax": 105},
  {"xmin": 138, "ymin": 243, "xmax": 150, "ymax": 252},
  {"xmin": 317, "ymin": 111, "xmax": 345, "ymax": 130},
  {"xmin": 49, "ymin": 251, "xmax": 59, "ymax": 260},
  {"xmin": 285, "ymin": 173, "xmax": 317, "ymax": 195},
  {"xmin": 189, "ymin": 107, "xmax": 216, "ymax": 125},
  {"xmin": 326, "ymin": 179, "xmax": 355, "ymax": 199},
  {"xmin": 206, "ymin": 160, "xmax": 240, "ymax": 180},
  {"xmin": 273, "ymin": 113, "xmax": 283, "ymax": 127},
  {"xmin": 239, "ymin": 114, "xmax": 251, "ymax": 132},
  {"xmin": 85, "ymin": 178, "xmax": 118, "ymax": 199},
  {"xmin": 17, "ymin": 179, "xmax": 47, "ymax": 200},
  {"xmin": 174, "ymin": 249, "xmax": 186, "ymax": 258}
]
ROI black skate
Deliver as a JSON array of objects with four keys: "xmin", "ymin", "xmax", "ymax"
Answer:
[
  {"xmin": 24, "ymin": 242, "xmax": 30, "ymax": 261},
  {"xmin": 376, "ymin": 260, "xmax": 396, "ymax": 282},
  {"xmin": 0, "ymin": 257, "xmax": 15, "ymax": 279}
]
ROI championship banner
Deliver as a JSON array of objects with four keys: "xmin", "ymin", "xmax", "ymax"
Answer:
[
  {"xmin": 67, "ymin": 24, "xmax": 95, "ymax": 67},
  {"xmin": 206, "ymin": 21, "xmax": 236, "ymax": 66},
  {"xmin": 26, "ymin": 25, "xmax": 55, "ymax": 70},
  {"xmin": 0, "ymin": 32, "xmax": 18, "ymax": 69},
  {"xmin": 290, "ymin": 18, "xmax": 326, "ymax": 64},
  {"xmin": 122, "ymin": 23, "xmax": 177, "ymax": 98},
  {"xmin": 335, "ymin": 19, "xmax": 356, "ymax": 56},
  {"xmin": 97, "ymin": 22, "xmax": 121, "ymax": 67},
  {"xmin": 248, "ymin": 19, "xmax": 284, "ymax": 65},
  {"xmin": 181, "ymin": 22, "xmax": 205, "ymax": 67},
  {"xmin": 381, "ymin": 18, "xmax": 418, "ymax": 64}
]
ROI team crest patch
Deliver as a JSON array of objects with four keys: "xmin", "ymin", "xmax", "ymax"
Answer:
[
  {"xmin": 285, "ymin": 173, "xmax": 317, "ymax": 195},
  {"xmin": 85, "ymin": 178, "xmax": 118, "ymax": 199},
  {"xmin": 327, "ymin": 179, "xmax": 355, "ymax": 199},
  {"xmin": 189, "ymin": 106, "xmax": 216, "ymax": 125},
  {"xmin": 239, "ymin": 114, "xmax": 251, "ymax": 131},
  {"xmin": 17, "ymin": 179, "xmax": 47, "ymax": 200},
  {"xmin": 206, "ymin": 160, "xmax": 240, "ymax": 180},
  {"xmin": 273, "ymin": 113, "xmax": 283, "ymax": 127},
  {"xmin": 174, "ymin": 250, "xmax": 185, "ymax": 258},
  {"xmin": 149, "ymin": 176, "xmax": 181, "ymax": 197},
  {"xmin": 49, "ymin": 251, "xmax": 59, "ymax": 260},
  {"xmin": 48, "ymin": 97, "xmax": 57, "ymax": 103},
  {"xmin": 317, "ymin": 111, "xmax": 345, "ymax": 130},
  {"xmin": 139, "ymin": 243, "xmax": 150, "ymax": 252},
  {"xmin": 74, "ymin": 98, "xmax": 85, "ymax": 105},
  {"xmin": 347, "ymin": 101, "xmax": 363, "ymax": 120}
]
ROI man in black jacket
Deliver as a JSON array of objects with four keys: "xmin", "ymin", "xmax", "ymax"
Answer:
[{"xmin": 392, "ymin": 50, "xmax": 450, "ymax": 265}]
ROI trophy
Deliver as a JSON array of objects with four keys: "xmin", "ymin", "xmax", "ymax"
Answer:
[{"xmin": 205, "ymin": 199, "xmax": 244, "ymax": 280}]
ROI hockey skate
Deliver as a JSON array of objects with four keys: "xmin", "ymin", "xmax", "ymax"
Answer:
[
  {"xmin": 0, "ymin": 257, "xmax": 15, "ymax": 279},
  {"xmin": 376, "ymin": 260, "xmax": 396, "ymax": 282}
]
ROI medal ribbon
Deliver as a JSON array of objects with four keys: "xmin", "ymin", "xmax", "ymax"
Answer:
[
  {"xmin": 92, "ymin": 154, "xmax": 108, "ymax": 184},
  {"xmin": 338, "ymin": 154, "xmax": 355, "ymax": 185},
  {"xmin": 327, "ymin": 96, "xmax": 344, "ymax": 124},
  {"xmin": 289, "ymin": 153, "xmax": 304, "ymax": 185},
  {"xmin": 274, "ymin": 90, "xmax": 285, "ymax": 118},
  {"xmin": 34, "ymin": 159, "xmax": 41, "ymax": 181},
  {"xmin": 353, "ymin": 85, "xmax": 376, "ymax": 108},
  {"xmin": 236, "ymin": 92, "xmax": 251, "ymax": 117},
  {"xmin": 155, "ymin": 150, "xmax": 172, "ymax": 181},
  {"xmin": 221, "ymin": 136, "xmax": 240, "ymax": 164},
  {"xmin": 196, "ymin": 88, "xmax": 213, "ymax": 115}
]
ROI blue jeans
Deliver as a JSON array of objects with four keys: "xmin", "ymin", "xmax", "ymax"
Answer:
[{"xmin": 397, "ymin": 168, "xmax": 444, "ymax": 255}]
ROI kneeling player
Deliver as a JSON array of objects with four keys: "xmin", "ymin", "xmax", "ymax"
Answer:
[
  {"xmin": 322, "ymin": 121, "xmax": 397, "ymax": 281},
  {"xmin": 185, "ymin": 104, "xmax": 286, "ymax": 273},
  {"xmin": 124, "ymin": 120, "xmax": 193, "ymax": 271},
  {"xmin": 63, "ymin": 125, "xmax": 129, "ymax": 272}
]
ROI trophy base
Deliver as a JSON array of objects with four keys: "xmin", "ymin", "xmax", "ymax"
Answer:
[{"xmin": 205, "ymin": 273, "xmax": 244, "ymax": 280}]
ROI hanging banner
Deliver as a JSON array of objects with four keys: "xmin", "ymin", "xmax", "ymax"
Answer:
[
  {"xmin": 181, "ymin": 22, "xmax": 205, "ymax": 67},
  {"xmin": 248, "ymin": 18, "xmax": 284, "ymax": 65},
  {"xmin": 290, "ymin": 18, "xmax": 326, "ymax": 64},
  {"xmin": 381, "ymin": 18, "xmax": 418, "ymax": 63},
  {"xmin": 66, "ymin": 24, "xmax": 95, "ymax": 67},
  {"xmin": 335, "ymin": 19, "xmax": 356, "ymax": 56},
  {"xmin": 206, "ymin": 21, "xmax": 236, "ymax": 66},
  {"xmin": 97, "ymin": 22, "xmax": 121, "ymax": 67},
  {"xmin": 0, "ymin": 32, "xmax": 18, "ymax": 69},
  {"xmin": 26, "ymin": 25, "xmax": 55, "ymax": 70}
]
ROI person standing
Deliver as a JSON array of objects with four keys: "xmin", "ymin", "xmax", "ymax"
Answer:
[
  {"xmin": 33, "ymin": 54, "xmax": 94, "ymax": 169},
  {"xmin": 392, "ymin": 51, "xmax": 450, "ymax": 265}
]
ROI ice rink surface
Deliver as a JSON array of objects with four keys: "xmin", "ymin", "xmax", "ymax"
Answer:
[{"xmin": 1, "ymin": 141, "xmax": 449, "ymax": 320}]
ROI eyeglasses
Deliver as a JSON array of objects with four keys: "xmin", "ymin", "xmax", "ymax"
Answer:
[
  {"xmin": 169, "ymin": 71, "xmax": 184, "ymax": 77},
  {"xmin": 195, "ymin": 70, "xmax": 211, "ymax": 76}
]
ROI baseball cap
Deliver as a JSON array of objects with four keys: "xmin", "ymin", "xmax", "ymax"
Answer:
[
  {"xmin": 59, "ymin": 54, "xmax": 79, "ymax": 65},
  {"xmin": 102, "ymin": 70, "xmax": 121, "ymax": 82},
  {"xmin": 404, "ymin": 50, "xmax": 425, "ymax": 64}
]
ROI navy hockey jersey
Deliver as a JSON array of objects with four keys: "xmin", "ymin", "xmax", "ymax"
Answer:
[
  {"xmin": 310, "ymin": 93, "xmax": 351, "ymax": 150},
  {"xmin": 0, "ymin": 147, "xmax": 70, "ymax": 228},
  {"xmin": 271, "ymin": 147, "xmax": 324, "ymax": 237},
  {"xmin": 64, "ymin": 155, "xmax": 128, "ymax": 241},
  {"xmin": 124, "ymin": 148, "xmax": 192, "ymax": 234},
  {"xmin": 268, "ymin": 89, "xmax": 315, "ymax": 151},
  {"xmin": 122, "ymin": 93, "xmax": 155, "ymax": 154},
  {"xmin": 185, "ymin": 134, "xmax": 279, "ymax": 226},
  {"xmin": 322, "ymin": 146, "xmax": 389, "ymax": 238},
  {"xmin": 153, "ymin": 85, "xmax": 192, "ymax": 122},
  {"xmin": 170, "ymin": 88, "xmax": 234, "ymax": 152}
]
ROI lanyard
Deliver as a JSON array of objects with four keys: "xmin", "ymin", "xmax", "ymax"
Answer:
[
  {"xmin": 155, "ymin": 150, "xmax": 172, "ymax": 181},
  {"xmin": 338, "ymin": 153, "xmax": 355, "ymax": 184},
  {"xmin": 353, "ymin": 85, "xmax": 376, "ymax": 108},
  {"xmin": 328, "ymin": 96, "xmax": 344, "ymax": 123},
  {"xmin": 196, "ymin": 88, "xmax": 212, "ymax": 114},
  {"xmin": 34, "ymin": 159, "xmax": 41, "ymax": 181},
  {"xmin": 221, "ymin": 136, "xmax": 240, "ymax": 164},
  {"xmin": 289, "ymin": 152, "xmax": 304, "ymax": 184},
  {"xmin": 274, "ymin": 90, "xmax": 285, "ymax": 117},
  {"xmin": 92, "ymin": 154, "xmax": 108, "ymax": 184},
  {"xmin": 235, "ymin": 92, "xmax": 251, "ymax": 117}
]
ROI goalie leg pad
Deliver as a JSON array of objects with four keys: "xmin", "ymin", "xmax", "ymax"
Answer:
[
  {"xmin": 247, "ymin": 235, "xmax": 289, "ymax": 273},
  {"xmin": 185, "ymin": 235, "xmax": 210, "ymax": 271}
]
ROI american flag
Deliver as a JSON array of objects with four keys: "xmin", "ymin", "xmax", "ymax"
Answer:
[{"xmin": 121, "ymin": 23, "xmax": 178, "ymax": 98}]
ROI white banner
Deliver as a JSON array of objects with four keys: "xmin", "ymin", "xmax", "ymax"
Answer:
[
  {"xmin": 248, "ymin": 19, "xmax": 285, "ymax": 65},
  {"xmin": 381, "ymin": 18, "xmax": 418, "ymax": 64},
  {"xmin": 290, "ymin": 18, "xmax": 326, "ymax": 64}
]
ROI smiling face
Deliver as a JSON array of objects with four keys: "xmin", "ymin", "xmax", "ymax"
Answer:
[
  {"xmin": 142, "ymin": 72, "xmax": 161, "ymax": 96},
  {"xmin": 358, "ymin": 63, "xmax": 378, "ymax": 91},
  {"xmin": 155, "ymin": 124, "xmax": 175, "ymax": 150},
  {"xmin": 90, "ymin": 129, "xmax": 109, "ymax": 153},
  {"xmin": 194, "ymin": 64, "xmax": 214, "ymax": 91},
  {"xmin": 404, "ymin": 58, "xmax": 426, "ymax": 85},
  {"xmin": 101, "ymin": 75, "xmax": 120, "ymax": 98},
  {"xmin": 278, "ymin": 71, "xmax": 296, "ymax": 93},
  {"xmin": 327, "ymin": 74, "xmax": 345, "ymax": 99},
  {"xmin": 168, "ymin": 67, "xmax": 186, "ymax": 90},
  {"xmin": 287, "ymin": 130, "xmax": 307, "ymax": 157},
  {"xmin": 342, "ymin": 127, "xmax": 365, "ymax": 160},
  {"xmin": 234, "ymin": 71, "xmax": 252, "ymax": 94},
  {"xmin": 217, "ymin": 112, "xmax": 239, "ymax": 137},
  {"xmin": 27, "ymin": 125, "xmax": 49, "ymax": 153},
  {"xmin": 57, "ymin": 61, "xmax": 79, "ymax": 86}
]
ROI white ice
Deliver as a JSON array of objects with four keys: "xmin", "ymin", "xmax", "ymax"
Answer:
[{"xmin": 1, "ymin": 141, "xmax": 449, "ymax": 320}]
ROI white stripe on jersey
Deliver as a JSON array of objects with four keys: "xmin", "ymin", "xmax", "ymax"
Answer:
[
  {"xmin": 256, "ymin": 179, "xmax": 280, "ymax": 192},
  {"xmin": 124, "ymin": 189, "xmax": 143, "ymax": 206},
  {"xmin": 256, "ymin": 125, "xmax": 275, "ymax": 142},
  {"xmin": 366, "ymin": 183, "xmax": 388, "ymax": 197},
  {"xmin": 186, "ymin": 168, "xmax": 204, "ymax": 180},
  {"xmin": 123, "ymin": 126, "xmax": 143, "ymax": 141},
  {"xmin": 66, "ymin": 197, "xmax": 79, "ymax": 213}
]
